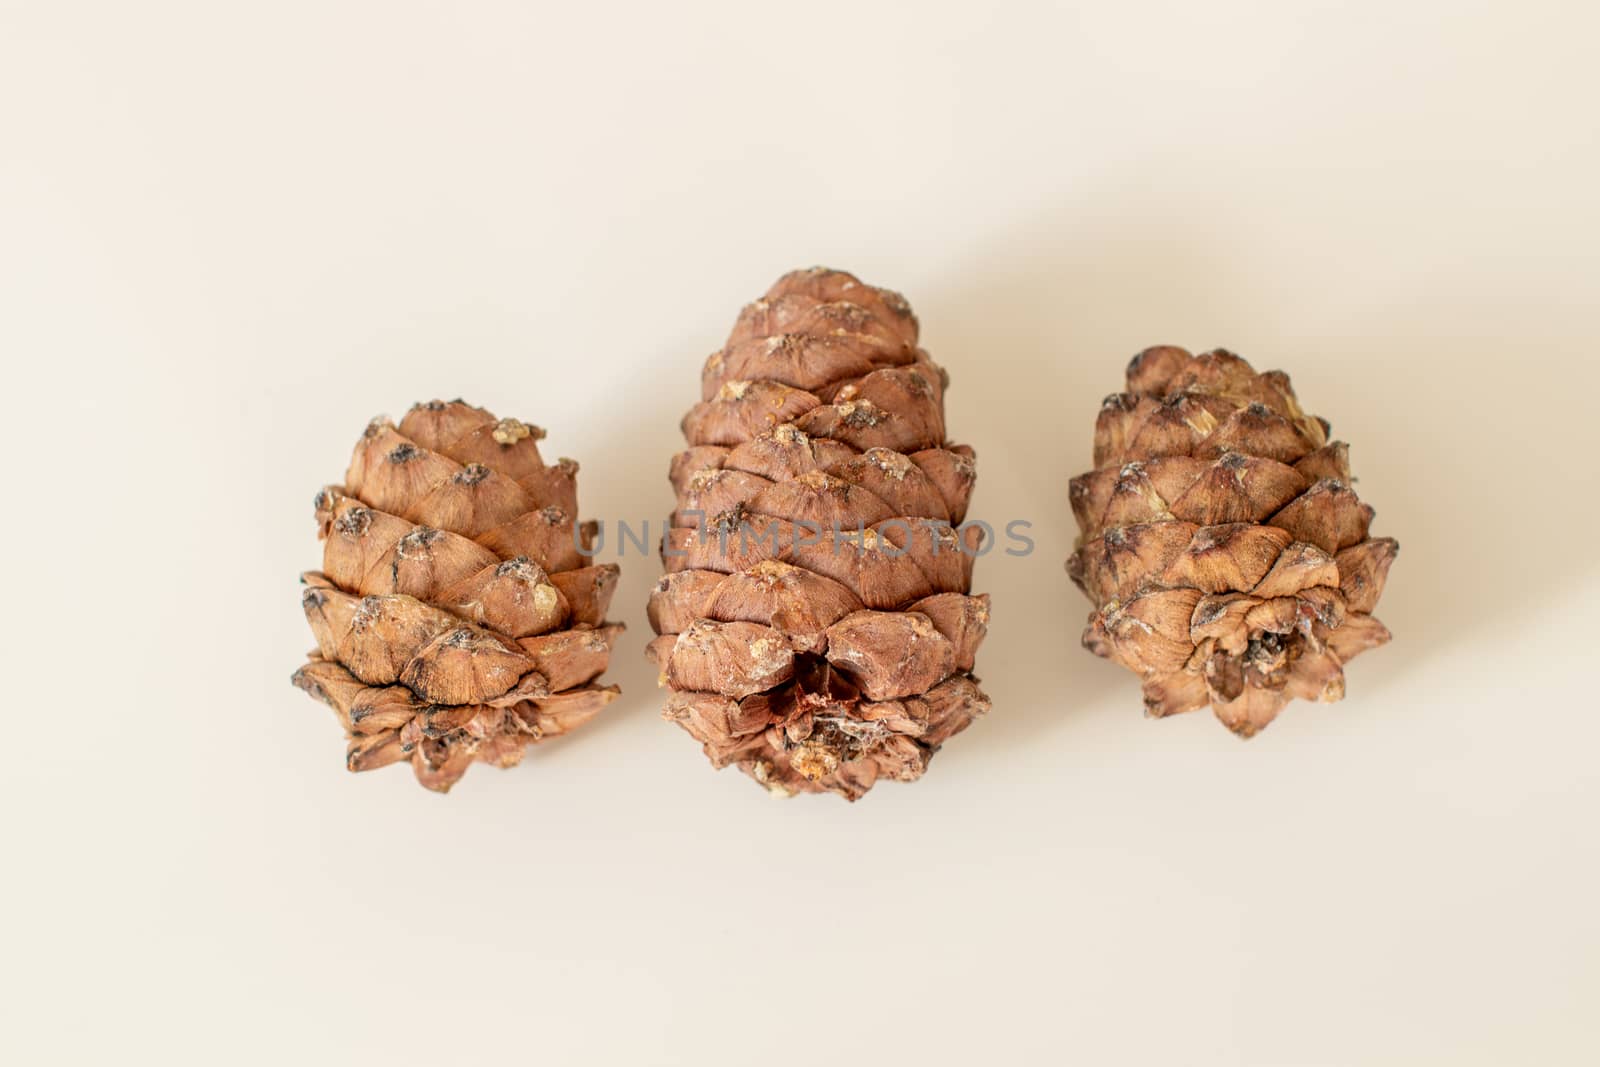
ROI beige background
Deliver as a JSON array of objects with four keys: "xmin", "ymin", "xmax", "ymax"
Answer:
[{"xmin": 4, "ymin": 1, "xmax": 1597, "ymax": 1064}]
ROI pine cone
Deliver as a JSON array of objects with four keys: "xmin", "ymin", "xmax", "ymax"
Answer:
[
  {"xmin": 648, "ymin": 267, "xmax": 991, "ymax": 800},
  {"xmin": 291, "ymin": 401, "xmax": 622, "ymax": 792},
  {"xmin": 1068, "ymin": 347, "xmax": 1398, "ymax": 737}
]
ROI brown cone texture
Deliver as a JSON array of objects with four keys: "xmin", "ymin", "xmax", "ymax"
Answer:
[
  {"xmin": 1068, "ymin": 347, "xmax": 1398, "ymax": 737},
  {"xmin": 291, "ymin": 401, "xmax": 622, "ymax": 792},
  {"xmin": 649, "ymin": 267, "xmax": 992, "ymax": 800}
]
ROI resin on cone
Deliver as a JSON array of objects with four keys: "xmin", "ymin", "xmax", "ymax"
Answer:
[
  {"xmin": 1067, "ymin": 347, "xmax": 1398, "ymax": 737},
  {"xmin": 291, "ymin": 401, "xmax": 621, "ymax": 791},
  {"xmin": 648, "ymin": 268, "xmax": 991, "ymax": 799}
]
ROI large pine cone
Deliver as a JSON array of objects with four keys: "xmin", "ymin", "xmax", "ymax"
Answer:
[
  {"xmin": 647, "ymin": 268, "xmax": 992, "ymax": 800},
  {"xmin": 291, "ymin": 401, "xmax": 622, "ymax": 792},
  {"xmin": 1068, "ymin": 347, "xmax": 1398, "ymax": 737}
]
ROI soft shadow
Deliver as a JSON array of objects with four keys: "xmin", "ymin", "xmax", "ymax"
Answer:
[
  {"xmin": 915, "ymin": 192, "xmax": 1598, "ymax": 747},
  {"xmin": 1261, "ymin": 312, "xmax": 1598, "ymax": 687},
  {"xmin": 534, "ymin": 355, "xmax": 692, "ymax": 757},
  {"xmin": 917, "ymin": 206, "xmax": 1247, "ymax": 752}
]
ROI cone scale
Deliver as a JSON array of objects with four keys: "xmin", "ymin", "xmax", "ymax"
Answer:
[{"xmin": 649, "ymin": 268, "xmax": 992, "ymax": 799}]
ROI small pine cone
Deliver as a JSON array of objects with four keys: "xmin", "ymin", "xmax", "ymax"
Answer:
[
  {"xmin": 1067, "ymin": 347, "xmax": 1398, "ymax": 737},
  {"xmin": 649, "ymin": 267, "xmax": 992, "ymax": 800},
  {"xmin": 290, "ymin": 401, "xmax": 622, "ymax": 792}
]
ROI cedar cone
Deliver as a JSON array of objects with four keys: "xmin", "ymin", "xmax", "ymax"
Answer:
[
  {"xmin": 1067, "ymin": 347, "xmax": 1398, "ymax": 737},
  {"xmin": 291, "ymin": 401, "xmax": 622, "ymax": 792},
  {"xmin": 647, "ymin": 267, "xmax": 992, "ymax": 800}
]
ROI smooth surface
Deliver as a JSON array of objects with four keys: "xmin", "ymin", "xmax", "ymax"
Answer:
[{"xmin": 4, "ymin": 2, "xmax": 1597, "ymax": 1064}]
